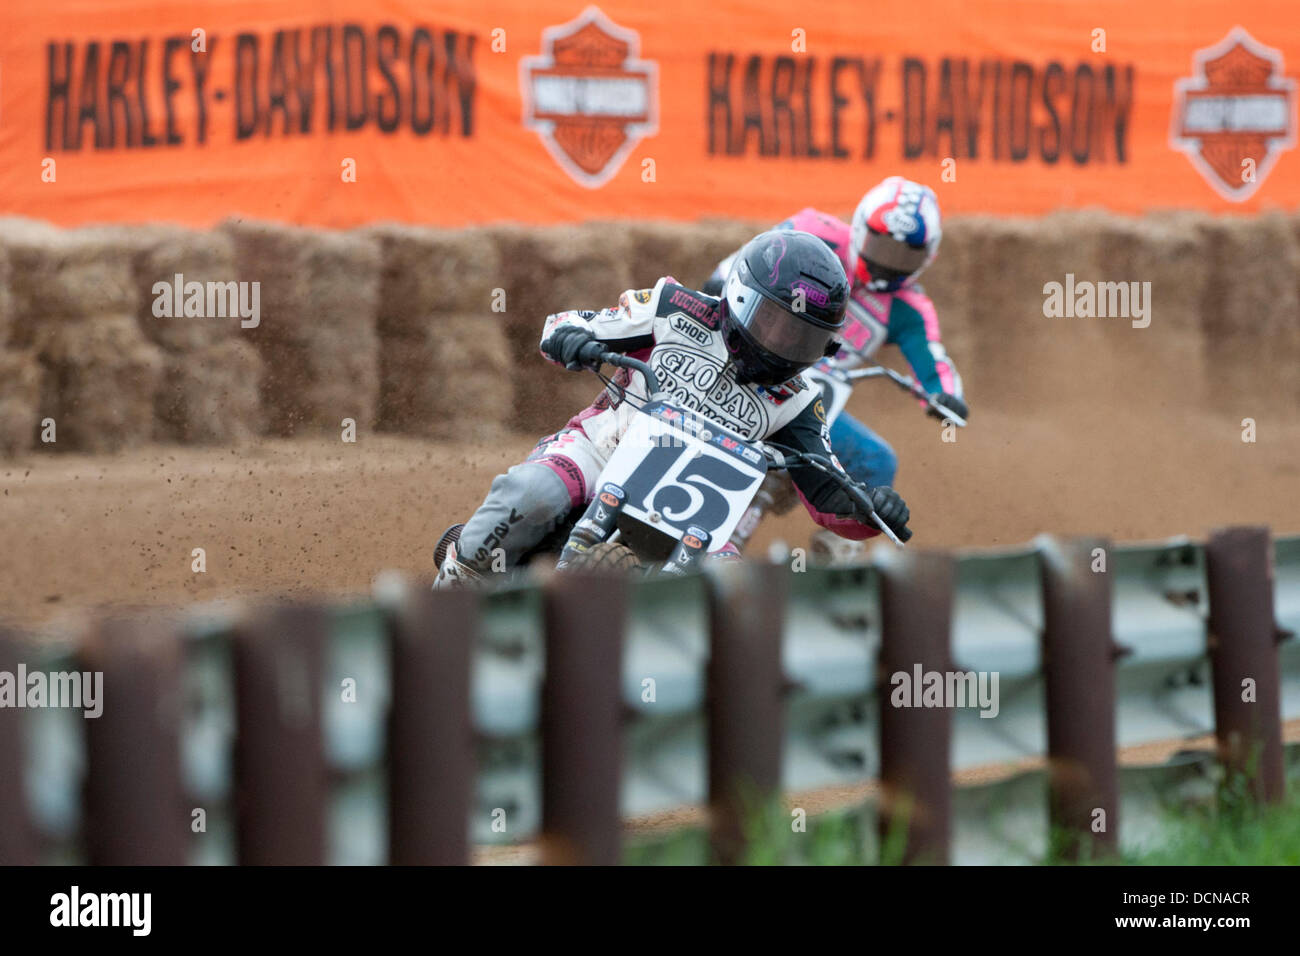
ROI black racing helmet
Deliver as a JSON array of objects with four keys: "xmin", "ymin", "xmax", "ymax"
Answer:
[{"xmin": 720, "ymin": 230, "xmax": 849, "ymax": 386}]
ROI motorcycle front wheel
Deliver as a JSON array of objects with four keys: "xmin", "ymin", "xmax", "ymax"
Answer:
[{"xmin": 563, "ymin": 541, "xmax": 643, "ymax": 574}]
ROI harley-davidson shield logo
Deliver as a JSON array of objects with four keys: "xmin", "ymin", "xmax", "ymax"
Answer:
[
  {"xmin": 1170, "ymin": 28, "xmax": 1296, "ymax": 201},
  {"xmin": 520, "ymin": 6, "xmax": 658, "ymax": 188}
]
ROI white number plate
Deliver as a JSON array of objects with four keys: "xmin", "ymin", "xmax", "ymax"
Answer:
[{"xmin": 598, "ymin": 401, "xmax": 768, "ymax": 549}]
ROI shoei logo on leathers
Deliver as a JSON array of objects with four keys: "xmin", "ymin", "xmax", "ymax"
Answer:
[{"xmin": 671, "ymin": 314, "xmax": 711, "ymax": 345}]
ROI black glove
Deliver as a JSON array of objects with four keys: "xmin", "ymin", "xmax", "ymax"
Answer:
[
  {"xmin": 544, "ymin": 326, "xmax": 604, "ymax": 371},
  {"xmin": 699, "ymin": 275, "xmax": 725, "ymax": 296},
  {"xmin": 866, "ymin": 486, "xmax": 912, "ymax": 542},
  {"xmin": 927, "ymin": 392, "xmax": 968, "ymax": 422},
  {"xmin": 818, "ymin": 483, "xmax": 912, "ymax": 542}
]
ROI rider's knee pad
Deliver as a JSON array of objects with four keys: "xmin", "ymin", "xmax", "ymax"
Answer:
[{"xmin": 457, "ymin": 462, "xmax": 573, "ymax": 573}]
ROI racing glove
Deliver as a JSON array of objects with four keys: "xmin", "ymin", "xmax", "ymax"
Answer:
[
  {"xmin": 817, "ymin": 483, "xmax": 912, "ymax": 542},
  {"xmin": 543, "ymin": 325, "xmax": 605, "ymax": 371},
  {"xmin": 865, "ymin": 486, "xmax": 912, "ymax": 542},
  {"xmin": 927, "ymin": 392, "xmax": 969, "ymax": 422}
]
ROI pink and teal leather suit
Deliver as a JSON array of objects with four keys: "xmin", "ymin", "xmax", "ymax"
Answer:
[{"xmin": 707, "ymin": 207, "xmax": 963, "ymax": 487}]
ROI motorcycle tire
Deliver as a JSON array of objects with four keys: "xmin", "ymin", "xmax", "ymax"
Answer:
[
  {"xmin": 565, "ymin": 541, "xmax": 643, "ymax": 574},
  {"xmin": 433, "ymin": 522, "xmax": 464, "ymax": 571}
]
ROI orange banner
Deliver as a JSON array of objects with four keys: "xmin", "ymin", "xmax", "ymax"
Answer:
[{"xmin": 1, "ymin": 0, "xmax": 1297, "ymax": 227}]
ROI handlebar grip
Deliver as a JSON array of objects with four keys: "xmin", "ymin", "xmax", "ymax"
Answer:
[{"xmin": 575, "ymin": 341, "xmax": 607, "ymax": 367}]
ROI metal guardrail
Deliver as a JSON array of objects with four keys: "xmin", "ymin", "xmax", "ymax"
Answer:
[{"xmin": 2, "ymin": 531, "xmax": 1297, "ymax": 864}]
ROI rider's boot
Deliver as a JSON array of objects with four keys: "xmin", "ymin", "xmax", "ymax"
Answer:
[{"xmin": 433, "ymin": 537, "xmax": 483, "ymax": 590}]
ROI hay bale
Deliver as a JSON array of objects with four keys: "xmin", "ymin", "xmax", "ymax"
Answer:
[
  {"xmin": 1196, "ymin": 213, "xmax": 1300, "ymax": 340},
  {"xmin": 500, "ymin": 314, "xmax": 609, "ymax": 435},
  {"xmin": 222, "ymin": 220, "xmax": 382, "ymax": 433},
  {"xmin": 1, "ymin": 222, "xmax": 141, "ymax": 346},
  {"xmin": 916, "ymin": 216, "xmax": 975, "ymax": 359},
  {"xmin": 961, "ymin": 216, "xmax": 1062, "ymax": 404},
  {"xmin": 487, "ymin": 223, "xmax": 636, "ymax": 434},
  {"xmin": 35, "ymin": 316, "xmax": 164, "ymax": 452},
  {"xmin": 133, "ymin": 228, "xmax": 240, "ymax": 352},
  {"xmin": 1195, "ymin": 213, "xmax": 1300, "ymax": 404},
  {"xmin": 257, "ymin": 329, "xmax": 380, "ymax": 437},
  {"xmin": 628, "ymin": 220, "xmax": 762, "ymax": 290},
  {"xmin": 155, "ymin": 340, "xmax": 264, "ymax": 443},
  {"xmin": 222, "ymin": 219, "xmax": 381, "ymax": 335},
  {"xmin": 0, "ymin": 349, "xmax": 42, "ymax": 455},
  {"xmin": 0, "ymin": 241, "xmax": 13, "ymax": 349},
  {"xmin": 297, "ymin": 230, "xmax": 382, "ymax": 326},
  {"xmin": 1092, "ymin": 213, "xmax": 1207, "ymax": 334},
  {"xmin": 489, "ymin": 223, "xmax": 634, "ymax": 318},
  {"xmin": 367, "ymin": 225, "xmax": 503, "ymax": 336},
  {"xmin": 378, "ymin": 314, "xmax": 511, "ymax": 438}
]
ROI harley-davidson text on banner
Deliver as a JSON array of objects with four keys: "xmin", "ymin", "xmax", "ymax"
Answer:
[{"xmin": 1, "ymin": 0, "xmax": 1296, "ymax": 227}]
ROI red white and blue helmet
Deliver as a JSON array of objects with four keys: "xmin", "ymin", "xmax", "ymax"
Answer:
[{"xmin": 848, "ymin": 177, "xmax": 942, "ymax": 293}]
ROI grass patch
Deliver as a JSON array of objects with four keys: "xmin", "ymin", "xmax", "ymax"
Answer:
[
  {"xmin": 624, "ymin": 771, "xmax": 1300, "ymax": 865},
  {"xmin": 1117, "ymin": 775, "xmax": 1300, "ymax": 866}
]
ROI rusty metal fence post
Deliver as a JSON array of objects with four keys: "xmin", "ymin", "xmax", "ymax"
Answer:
[
  {"xmin": 540, "ymin": 571, "xmax": 626, "ymax": 865},
  {"xmin": 0, "ymin": 628, "xmax": 36, "ymax": 865},
  {"xmin": 707, "ymin": 561, "xmax": 787, "ymax": 865},
  {"xmin": 1038, "ymin": 536, "xmax": 1120, "ymax": 859},
  {"xmin": 82, "ymin": 615, "xmax": 187, "ymax": 865},
  {"xmin": 233, "ymin": 603, "xmax": 329, "ymax": 864},
  {"xmin": 1205, "ymin": 526, "xmax": 1285, "ymax": 803},
  {"xmin": 387, "ymin": 583, "xmax": 478, "ymax": 865},
  {"xmin": 876, "ymin": 549, "xmax": 954, "ymax": 865}
]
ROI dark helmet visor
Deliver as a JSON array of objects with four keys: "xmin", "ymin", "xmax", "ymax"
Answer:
[
  {"xmin": 730, "ymin": 285, "xmax": 832, "ymax": 366},
  {"xmin": 860, "ymin": 229, "xmax": 929, "ymax": 274}
]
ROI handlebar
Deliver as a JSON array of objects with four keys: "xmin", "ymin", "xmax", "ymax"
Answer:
[
  {"xmin": 843, "ymin": 365, "xmax": 967, "ymax": 427},
  {"xmin": 590, "ymin": 347, "xmax": 661, "ymax": 394},
  {"xmin": 761, "ymin": 444, "xmax": 910, "ymax": 547}
]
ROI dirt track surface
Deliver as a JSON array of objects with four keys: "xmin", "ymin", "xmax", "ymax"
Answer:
[{"xmin": 2, "ymin": 343, "xmax": 1298, "ymax": 630}]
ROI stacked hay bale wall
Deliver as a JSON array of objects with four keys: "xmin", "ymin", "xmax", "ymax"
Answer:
[
  {"xmin": 1, "ymin": 220, "xmax": 161, "ymax": 453},
  {"xmin": 222, "ymin": 222, "xmax": 382, "ymax": 437},
  {"xmin": 0, "ymin": 212, "xmax": 1296, "ymax": 457},
  {"xmin": 134, "ymin": 227, "xmax": 264, "ymax": 444},
  {"xmin": 366, "ymin": 225, "xmax": 509, "ymax": 440}
]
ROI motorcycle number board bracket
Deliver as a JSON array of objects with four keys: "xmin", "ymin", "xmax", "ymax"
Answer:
[{"xmin": 599, "ymin": 400, "xmax": 768, "ymax": 548}]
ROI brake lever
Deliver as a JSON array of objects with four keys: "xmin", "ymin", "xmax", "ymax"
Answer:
[
  {"xmin": 844, "ymin": 483, "xmax": 907, "ymax": 547},
  {"xmin": 762, "ymin": 446, "xmax": 789, "ymax": 470}
]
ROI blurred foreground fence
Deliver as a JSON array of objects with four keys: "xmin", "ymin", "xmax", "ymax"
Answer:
[{"xmin": 1, "ymin": 527, "xmax": 1297, "ymax": 865}]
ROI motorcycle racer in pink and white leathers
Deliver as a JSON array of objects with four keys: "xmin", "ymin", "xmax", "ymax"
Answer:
[
  {"xmin": 703, "ymin": 177, "xmax": 966, "ymax": 489},
  {"xmin": 435, "ymin": 230, "xmax": 912, "ymax": 586}
]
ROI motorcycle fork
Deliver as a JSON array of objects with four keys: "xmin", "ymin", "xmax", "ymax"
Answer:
[
  {"xmin": 660, "ymin": 527, "xmax": 712, "ymax": 577},
  {"xmin": 555, "ymin": 482, "xmax": 627, "ymax": 569}
]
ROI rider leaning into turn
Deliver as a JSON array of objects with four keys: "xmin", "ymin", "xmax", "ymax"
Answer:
[
  {"xmin": 702, "ymin": 176, "xmax": 967, "ymax": 489},
  {"xmin": 435, "ymin": 230, "xmax": 912, "ymax": 587}
]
